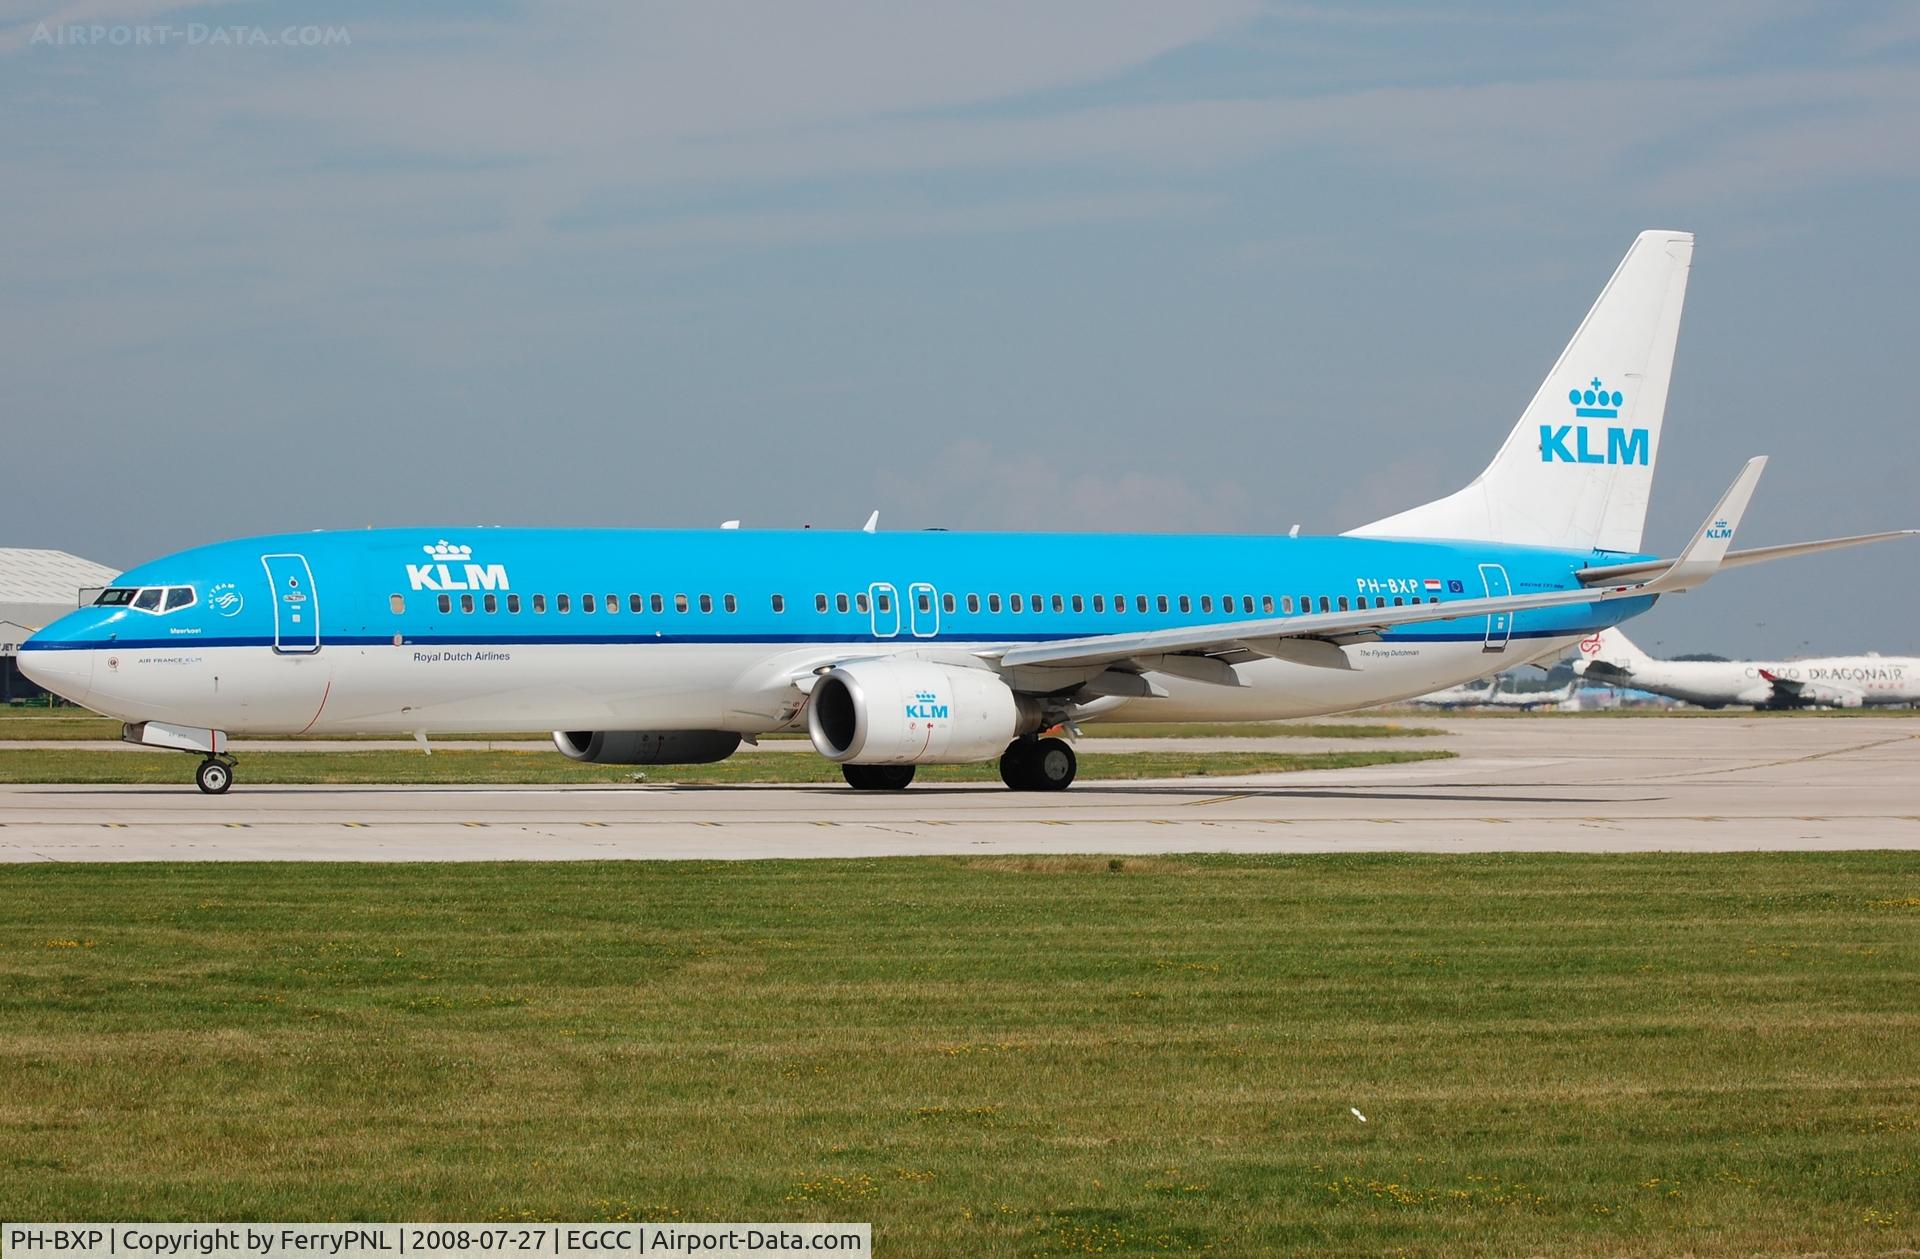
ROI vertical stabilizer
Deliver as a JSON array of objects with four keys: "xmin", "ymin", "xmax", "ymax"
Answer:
[
  {"xmin": 1348, "ymin": 230, "xmax": 1693, "ymax": 553},
  {"xmin": 1576, "ymin": 626, "xmax": 1654, "ymax": 675}
]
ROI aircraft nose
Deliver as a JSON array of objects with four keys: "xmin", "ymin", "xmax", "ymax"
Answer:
[{"xmin": 17, "ymin": 637, "xmax": 95, "ymax": 706}]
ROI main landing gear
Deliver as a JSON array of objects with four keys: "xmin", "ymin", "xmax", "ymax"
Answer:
[
  {"xmin": 195, "ymin": 756, "xmax": 236, "ymax": 795},
  {"xmin": 1000, "ymin": 736, "xmax": 1077, "ymax": 791},
  {"xmin": 842, "ymin": 763, "xmax": 916, "ymax": 790}
]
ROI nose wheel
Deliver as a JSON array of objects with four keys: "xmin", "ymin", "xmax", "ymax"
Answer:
[
  {"xmin": 999, "ymin": 736, "xmax": 1077, "ymax": 791},
  {"xmin": 195, "ymin": 758, "xmax": 235, "ymax": 794}
]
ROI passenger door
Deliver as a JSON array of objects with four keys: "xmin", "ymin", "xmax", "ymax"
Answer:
[
  {"xmin": 908, "ymin": 582, "xmax": 940, "ymax": 638},
  {"xmin": 869, "ymin": 582, "xmax": 900, "ymax": 639},
  {"xmin": 261, "ymin": 553, "xmax": 321, "ymax": 654},
  {"xmin": 1478, "ymin": 562, "xmax": 1512, "ymax": 653}
]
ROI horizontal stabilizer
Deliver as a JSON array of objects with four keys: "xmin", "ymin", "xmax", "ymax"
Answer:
[{"xmin": 1579, "ymin": 528, "xmax": 1920, "ymax": 585}]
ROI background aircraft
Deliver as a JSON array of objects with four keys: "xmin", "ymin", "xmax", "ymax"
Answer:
[{"xmin": 1574, "ymin": 627, "xmax": 1920, "ymax": 709}]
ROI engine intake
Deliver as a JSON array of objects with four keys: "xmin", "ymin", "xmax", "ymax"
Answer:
[
  {"xmin": 552, "ymin": 730, "xmax": 742, "ymax": 764},
  {"xmin": 807, "ymin": 660, "xmax": 1038, "ymax": 764}
]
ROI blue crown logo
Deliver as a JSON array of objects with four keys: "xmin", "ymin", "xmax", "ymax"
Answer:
[
  {"xmin": 1570, "ymin": 377, "xmax": 1624, "ymax": 419},
  {"xmin": 914, "ymin": 690, "xmax": 939, "ymax": 703}
]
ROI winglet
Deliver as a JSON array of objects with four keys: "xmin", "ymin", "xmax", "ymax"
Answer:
[
  {"xmin": 862, "ymin": 510, "xmax": 879, "ymax": 534},
  {"xmin": 1644, "ymin": 456, "xmax": 1767, "ymax": 593}
]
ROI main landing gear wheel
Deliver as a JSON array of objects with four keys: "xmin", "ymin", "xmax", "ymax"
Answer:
[
  {"xmin": 195, "ymin": 758, "xmax": 233, "ymax": 795},
  {"xmin": 842, "ymin": 763, "xmax": 916, "ymax": 790},
  {"xmin": 1000, "ymin": 737, "xmax": 1076, "ymax": 791}
]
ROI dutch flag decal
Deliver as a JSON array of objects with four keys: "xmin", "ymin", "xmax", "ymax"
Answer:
[{"xmin": 1422, "ymin": 579, "xmax": 1442, "ymax": 591}]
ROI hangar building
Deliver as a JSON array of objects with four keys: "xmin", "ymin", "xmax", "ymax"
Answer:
[{"xmin": 1, "ymin": 548, "xmax": 120, "ymax": 702}]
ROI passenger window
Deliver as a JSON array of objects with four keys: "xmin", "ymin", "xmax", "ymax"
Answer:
[
  {"xmin": 835, "ymin": 593, "xmax": 849, "ymax": 613},
  {"xmin": 878, "ymin": 592, "xmax": 892, "ymax": 613},
  {"xmin": 1030, "ymin": 593, "xmax": 1042, "ymax": 612},
  {"xmin": 1429, "ymin": 596, "xmax": 1440, "ymax": 604},
  {"xmin": 856, "ymin": 592, "xmax": 870, "ymax": 614},
  {"xmin": 1011, "ymin": 594, "xmax": 1024, "ymax": 613},
  {"xmin": 484, "ymin": 594, "xmax": 498, "ymax": 614},
  {"xmin": 967, "ymin": 594, "xmax": 981, "ymax": 613},
  {"xmin": 1337, "ymin": 596, "xmax": 1349, "ymax": 611},
  {"xmin": 1156, "ymin": 595, "xmax": 1168, "ymax": 613},
  {"xmin": 989, "ymin": 594, "xmax": 1002, "ymax": 613},
  {"xmin": 508, "ymin": 594, "xmax": 521, "ymax": 614},
  {"xmin": 700, "ymin": 594, "xmax": 713, "ymax": 613},
  {"xmin": 605, "ymin": 593, "xmax": 618, "ymax": 614},
  {"xmin": 1242, "ymin": 596, "xmax": 1254, "ymax": 614},
  {"xmin": 558, "ymin": 594, "xmax": 571, "ymax": 613},
  {"xmin": 772, "ymin": 594, "xmax": 786, "ymax": 613},
  {"xmin": 652, "ymin": 594, "xmax": 665, "ymax": 614},
  {"xmin": 1281, "ymin": 596, "xmax": 1293, "ymax": 614},
  {"xmin": 1071, "ymin": 595, "xmax": 1084, "ymax": 613},
  {"xmin": 724, "ymin": 594, "xmax": 737, "ymax": 613},
  {"xmin": 438, "ymin": 594, "xmax": 452, "ymax": 614},
  {"xmin": 1052, "ymin": 595, "xmax": 1064, "ymax": 613},
  {"xmin": 533, "ymin": 594, "xmax": 547, "ymax": 614},
  {"xmin": 583, "ymin": 594, "xmax": 597, "ymax": 613},
  {"xmin": 630, "ymin": 594, "xmax": 643, "ymax": 613},
  {"xmin": 1179, "ymin": 595, "xmax": 1191, "ymax": 613},
  {"xmin": 133, "ymin": 588, "xmax": 163, "ymax": 611},
  {"xmin": 1136, "ymin": 595, "xmax": 1148, "ymax": 613},
  {"xmin": 816, "ymin": 594, "xmax": 828, "ymax": 612},
  {"xmin": 917, "ymin": 593, "xmax": 931, "ymax": 613},
  {"xmin": 1319, "ymin": 596, "xmax": 1330, "ymax": 613},
  {"xmin": 1200, "ymin": 596, "xmax": 1212, "ymax": 613},
  {"xmin": 1261, "ymin": 596, "xmax": 1273, "ymax": 614},
  {"xmin": 1393, "ymin": 596, "xmax": 1404, "ymax": 607},
  {"xmin": 943, "ymin": 593, "xmax": 956, "ymax": 613},
  {"xmin": 1092, "ymin": 595, "xmax": 1104, "ymax": 612},
  {"xmin": 461, "ymin": 594, "xmax": 476, "ymax": 614},
  {"xmin": 676, "ymin": 594, "xmax": 690, "ymax": 613}
]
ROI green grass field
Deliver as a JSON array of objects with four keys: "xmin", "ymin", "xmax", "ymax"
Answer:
[
  {"xmin": 2, "ymin": 855, "xmax": 1916, "ymax": 1255},
  {"xmin": 0, "ymin": 747, "xmax": 1450, "ymax": 785}
]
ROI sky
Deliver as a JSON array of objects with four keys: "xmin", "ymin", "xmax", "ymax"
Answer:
[{"xmin": 4, "ymin": 1, "xmax": 1918, "ymax": 657}]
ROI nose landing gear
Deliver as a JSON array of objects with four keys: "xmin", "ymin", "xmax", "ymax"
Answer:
[{"xmin": 195, "ymin": 757, "xmax": 235, "ymax": 794}]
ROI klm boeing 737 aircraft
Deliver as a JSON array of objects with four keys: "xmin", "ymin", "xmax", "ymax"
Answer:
[{"xmin": 21, "ymin": 230, "xmax": 1915, "ymax": 792}]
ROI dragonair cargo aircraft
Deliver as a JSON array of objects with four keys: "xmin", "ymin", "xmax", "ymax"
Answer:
[
  {"xmin": 1573, "ymin": 627, "xmax": 1920, "ymax": 709},
  {"xmin": 20, "ymin": 230, "xmax": 1917, "ymax": 792}
]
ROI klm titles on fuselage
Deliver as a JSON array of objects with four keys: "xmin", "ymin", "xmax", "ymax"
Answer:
[
  {"xmin": 405, "ymin": 541, "xmax": 509, "ymax": 592},
  {"xmin": 1540, "ymin": 378, "xmax": 1648, "ymax": 466}
]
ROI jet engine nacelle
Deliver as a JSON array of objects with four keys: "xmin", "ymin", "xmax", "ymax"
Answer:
[
  {"xmin": 807, "ymin": 661, "xmax": 1039, "ymax": 764},
  {"xmin": 1795, "ymin": 682, "xmax": 1865, "ymax": 709},
  {"xmin": 552, "ymin": 730, "xmax": 743, "ymax": 764}
]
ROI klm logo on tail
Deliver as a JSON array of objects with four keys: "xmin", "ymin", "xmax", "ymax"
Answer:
[{"xmin": 1540, "ymin": 378, "xmax": 1648, "ymax": 465}]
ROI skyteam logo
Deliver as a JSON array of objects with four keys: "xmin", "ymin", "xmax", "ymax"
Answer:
[
  {"xmin": 1540, "ymin": 377, "xmax": 1649, "ymax": 466},
  {"xmin": 209, "ymin": 582, "xmax": 244, "ymax": 617},
  {"xmin": 406, "ymin": 539, "xmax": 511, "ymax": 592},
  {"xmin": 905, "ymin": 688, "xmax": 949, "ymax": 720}
]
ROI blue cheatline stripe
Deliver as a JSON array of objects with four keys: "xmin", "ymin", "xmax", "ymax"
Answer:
[{"xmin": 21, "ymin": 626, "xmax": 1597, "ymax": 652}]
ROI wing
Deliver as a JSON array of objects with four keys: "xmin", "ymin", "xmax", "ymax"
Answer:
[{"xmin": 992, "ymin": 459, "xmax": 1767, "ymax": 680}]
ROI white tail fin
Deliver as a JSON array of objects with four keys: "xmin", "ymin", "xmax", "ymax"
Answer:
[
  {"xmin": 1576, "ymin": 626, "xmax": 1654, "ymax": 674},
  {"xmin": 1349, "ymin": 229, "xmax": 1694, "ymax": 553}
]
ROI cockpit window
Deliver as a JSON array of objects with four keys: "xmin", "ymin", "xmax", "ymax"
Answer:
[{"xmin": 110, "ymin": 585, "xmax": 199, "ymax": 614}]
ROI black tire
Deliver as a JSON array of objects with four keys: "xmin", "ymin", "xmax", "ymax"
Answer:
[
  {"xmin": 998, "ymin": 740, "xmax": 1034, "ymax": 789},
  {"xmin": 1028, "ymin": 737, "xmax": 1077, "ymax": 791},
  {"xmin": 842, "ymin": 763, "xmax": 916, "ymax": 790},
  {"xmin": 195, "ymin": 759, "xmax": 233, "ymax": 795}
]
